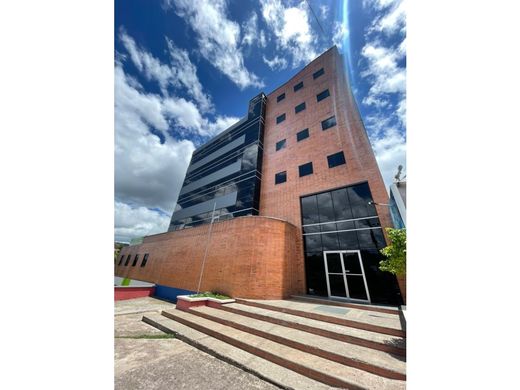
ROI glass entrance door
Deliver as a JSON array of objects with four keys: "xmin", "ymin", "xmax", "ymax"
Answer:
[{"xmin": 323, "ymin": 250, "xmax": 371, "ymax": 303}]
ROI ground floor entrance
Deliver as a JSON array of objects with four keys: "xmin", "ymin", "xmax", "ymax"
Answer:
[{"xmin": 323, "ymin": 250, "xmax": 371, "ymax": 303}]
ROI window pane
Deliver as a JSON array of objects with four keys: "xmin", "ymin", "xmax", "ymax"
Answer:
[
  {"xmin": 118, "ymin": 255, "xmax": 124, "ymax": 266},
  {"xmin": 276, "ymin": 139, "xmax": 286, "ymax": 151},
  {"xmin": 347, "ymin": 182, "xmax": 377, "ymax": 218},
  {"xmin": 276, "ymin": 113, "xmax": 286, "ymax": 124},
  {"xmin": 298, "ymin": 162, "xmax": 313, "ymax": 177},
  {"xmin": 346, "ymin": 275, "xmax": 368, "ymax": 300},
  {"xmin": 320, "ymin": 222, "xmax": 337, "ymax": 232},
  {"xmin": 316, "ymin": 192, "xmax": 335, "ymax": 222},
  {"xmin": 331, "ymin": 188, "xmax": 352, "ymax": 220},
  {"xmin": 277, "ymin": 93, "xmax": 285, "ymax": 102},
  {"xmin": 141, "ymin": 254, "xmax": 149, "ymax": 267},
  {"xmin": 304, "ymin": 234, "xmax": 322, "ymax": 252},
  {"xmin": 132, "ymin": 254, "xmax": 139, "ymax": 267},
  {"xmin": 321, "ymin": 116, "xmax": 337, "ymax": 130},
  {"xmin": 317, "ymin": 89, "xmax": 330, "ymax": 102},
  {"xmin": 313, "ymin": 68, "xmax": 325, "ymax": 79},
  {"xmin": 301, "ymin": 195, "xmax": 320, "ymax": 224},
  {"xmin": 338, "ymin": 231, "xmax": 359, "ymax": 249},
  {"xmin": 275, "ymin": 171, "xmax": 287, "ymax": 184},
  {"xmin": 297, "ymin": 128, "xmax": 309, "ymax": 141},
  {"xmin": 295, "ymin": 102, "xmax": 306, "ymax": 113},
  {"xmin": 294, "ymin": 81, "xmax": 303, "ymax": 91},
  {"xmin": 327, "ymin": 151, "xmax": 346, "ymax": 168},
  {"xmin": 321, "ymin": 233, "xmax": 340, "ymax": 251},
  {"xmin": 326, "ymin": 252, "xmax": 342, "ymax": 273},
  {"xmin": 124, "ymin": 254, "xmax": 131, "ymax": 266}
]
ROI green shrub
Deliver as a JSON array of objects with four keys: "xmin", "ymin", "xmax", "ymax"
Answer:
[{"xmin": 379, "ymin": 228, "xmax": 406, "ymax": 276}]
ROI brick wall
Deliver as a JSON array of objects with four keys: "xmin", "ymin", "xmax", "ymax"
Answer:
[
  {"xmin": 115, "ymin": 216, "xmax": 299, "ymax": 299},
  {"xmin": 259, "ymin": 47, "xmax": 393, "ymax": 294}
]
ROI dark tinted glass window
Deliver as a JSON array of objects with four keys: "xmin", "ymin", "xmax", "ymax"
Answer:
[
  {"xmin": 304, "ymin": 234, "xmax": 322, "ymax": 252},
  {"xmin": 317, "ymin": 89, "xmax": 330, "ymax": 102},
  {"xmin": 301, "ymin": 195, "xmax": 319, "ymax": 224},
  {"xmin": 276, "ymin": 139, "xmax": 286, "ymax": 151},
  {"xmin": 313, "ymin": 68, "xmax": 325, "ymax": 79},
  {"xmin": 277, "ymin": 93, "xmax": 285, "ymax": 102},
  {"xmin": 118, "ymin": 255, "xmax": 124, "ymax": 266},
  {"xmin": 338, "ymin": 231, "xmax": 359, "ymax": 248},
  {"xmin": 276, "ymin": 113, "xmax": 286, "ymax": 124},
  {"xmin": 347, "ymin": 182, "xmax": 377, "ymax": 218},
  {"xmin": 321, "ymin": 116, "xmax": 337, "ymax": 130},
  {"xmin": 275, "ymin": 171, "xmax": 287, "ymax": 184},
  {"xmin": 295, "ymin": 102, "xmax": 306, "ymax": 114},
  {"xmin": 293, "ymin": 81, "xmax": 303, "ymax": 92},
  {"xmin": 124, "ymin": 254, "xmax": 131, "ymax": 266},
  {"xmin": 297, "ymin": 128, "xmax": 309, "ymax": 141},
  {"xmin": 327, "ymin": 151, "xmax": 346, "ymax": 168},
  {"xmin": 331, "ymin": 188, "xmax": 352, "ymax": 220},
  {"xmin": 316, "ymin": 192, "xmax": 335, "ymax": 222},
  {"xmin": 298, "ymin": 162, "xmax": 313, "ymax": 177},
  {"xmin": 141, "ymin": 253, "xmax": 149, "ymax": 267},
  {"xmin": 132, "ymin": 254, "xmax": 139, "ymax": 267},
  {"xmin": 321, "ymin": 233, "xmax": 340, "ymax": 251}
]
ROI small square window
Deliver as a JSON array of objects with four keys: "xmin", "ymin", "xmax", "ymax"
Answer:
[
  {"xmin": 299, "ymin": 162, "xmax": 313, "ymax": 177},
  {"xmin": 118, "ymin": 255, "xmax": 124, "ymax": 266},
  {"xmin": 275, "ymin": 171, "xmax": 287, "ymax": 184},
  {"xmin": 321, "ymin": 116, "xmax": 337, "ymax": 130},
  {"xmin": 295, "ymin": 102, "xmax": 306, "ymax": 114},
  {"xmin": 276, "ymin": 139, "xmax": 286, "ymax": 151},
  {"xmin": 327, "ymin": 151, "xmax": 346, "ymax": 168},
  {"xmin": 277, "ymin": 93, "xmax": 285, "ymax": 102},
  {"xmin": 317, "ymin": 89, "xmax": 330, "ymax": 102},
  {"xmin": 124, "ymin": 254, "xmax": 131, "ymax": 266},
  {"xmin": 313, "ymin": 68, "xmax": 325, "ymax": 79},
  {"xmin": 141, "ymin": 254, "xmax": 149, "ymax": 267},
  {"xmin": 132, "ymin": 254, "xmax": 139, "ymax": 267},
  {"xmin": 293, "ymin": 81, "xmax": 303, "ymax": 92},
  {"xmin": 276, "ymin": 113, "xmax": 286, "ymax": 124},
  {"xmin": 297, "ymin": 128, "xmax": 309, "ymax": 142}
]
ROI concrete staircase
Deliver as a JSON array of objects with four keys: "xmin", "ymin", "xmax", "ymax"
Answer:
[{"xmin": 143, "ymin": 298, "xmax": 406, "ymax": 389}]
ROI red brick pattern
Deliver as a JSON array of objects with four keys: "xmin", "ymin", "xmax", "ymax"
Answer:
[
  {"xmin": 259, "ymin": 47, "xmax": 393, "ymax": 294},
  {"xmin": 115, "ymin": 216, "xmax": 299, "ymax": 299}
]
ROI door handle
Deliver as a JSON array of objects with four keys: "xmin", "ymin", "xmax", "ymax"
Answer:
[{"xmin": 345, "ymin": 270, "xmax": 350, "ymax": 272}]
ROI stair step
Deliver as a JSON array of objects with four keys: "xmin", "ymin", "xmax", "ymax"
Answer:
[
  {"xmin": 157, "ymin": 309, "xmax": 405, "ymax": 389},
  {"xmin": 186, "ymin": 305, "xmax": 406, "ymax": 380},
  {"xmin": 220, "ymin": 302, "xmax": 405, "ymax": 356},
  {"xmin": 142, "ymin": 313, "xmax": 332, "ymax": 390},
  {"xmin": 291, "ymin": 295, "xmax": 401, "ymax": 316},
  {"xmin": 236, "ymin": 299, "xmax": 406, "ymax": 338}
]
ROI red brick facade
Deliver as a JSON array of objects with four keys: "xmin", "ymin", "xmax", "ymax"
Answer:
[
  {"xmin": 115, "ymin": 216, "xmax": 299, "ymax": 299},
  {"xmin": 260, "ymin": 47, "xmax": 392, "ymax": 294}
]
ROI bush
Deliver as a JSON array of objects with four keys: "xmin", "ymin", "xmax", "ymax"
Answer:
[{"xmin": 379, "ymin": 228, "xmax": 406, "ymax": 276}]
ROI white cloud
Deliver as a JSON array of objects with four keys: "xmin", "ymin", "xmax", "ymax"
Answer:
[
  {"xmin": 361, "ymin": 44, "xmax": 406, "ymax": 97},
  {"xmin": 372, "ymin": 0, "xmax": 406, "ymax": 35},
  {"xmin": 262, "ymin": 55, "xmax": 288, "ymax": 71},
  {"xmin": 371, "ymin": 127, "xmax": 406, "ymax": 189},
  {"xmin": 166, "ymin": 0, "xmax": 264, "ymax": 90},
  {"xmin": 332, "ymin": 21, "xmax": 349, "ymax": 49},
  {"xmin": 260, "ymin": 0, "xmax": 319, "ymax": 68},
  {"xmin": 319, "ymin": 5, "xmax": 329, "ymax": 20},
  {"xmin": 115, "ymin": 202, "xmax": 171, "ymax": 243},
  {"xmin": 242, "ymin": 12, "xmax": 267, "ymax": 48}
]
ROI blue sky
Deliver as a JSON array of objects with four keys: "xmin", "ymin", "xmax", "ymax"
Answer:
[{"xmin": 114, "ymin": 0, "xmax": 406, "ymax": 242}]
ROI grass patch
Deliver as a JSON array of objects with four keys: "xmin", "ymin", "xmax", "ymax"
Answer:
[
  {"xmin": 116, "ymin": 334, "xmax": 175, "ymax": 339},
  {"xmin": 189, "ymin": 291, "xmax": 231, "ymax": 300}
]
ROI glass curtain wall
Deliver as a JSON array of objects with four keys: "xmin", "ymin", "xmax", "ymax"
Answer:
[{"xmin": 300, "ymin": 182, "xmax": 402, "ymax": 304}]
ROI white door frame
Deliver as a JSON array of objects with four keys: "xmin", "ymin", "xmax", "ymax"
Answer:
[{"xmin": 323, "ymin": 250, "xmax": 371, "ymax": 303}]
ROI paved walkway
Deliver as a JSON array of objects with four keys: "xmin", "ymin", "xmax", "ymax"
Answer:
[{"xmin": 115, "ymin": 297, "xmax": 278, "ymax": 390}]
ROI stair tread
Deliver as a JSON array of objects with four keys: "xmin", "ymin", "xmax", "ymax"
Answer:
[
  {"xmin": 193, "ymin": 306, "xmax": 406, "ymax": 375},
  {"xmin": 244, "ymin": 299, "xmax": 404, "ymax": 331},
  {"xmin": 160, "ymin": 309, "xmax": 405, "ymax": 390},
  {"xmin": 227, "ymin": 302, "xmax": 405, "ymax": 347},
  {"xmin": 142, "ymin": 313, "xmax": 333, "ymax": 390}
]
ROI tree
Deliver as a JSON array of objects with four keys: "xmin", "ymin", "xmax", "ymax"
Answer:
[{"xmin": 379, "ymin": 228, "xmax": 406, "ymax": 276}]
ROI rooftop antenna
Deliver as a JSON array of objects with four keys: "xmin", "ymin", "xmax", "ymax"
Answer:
[{"xmin": 394, "ymin": 165, "xmax": 404, "ymax": 182}]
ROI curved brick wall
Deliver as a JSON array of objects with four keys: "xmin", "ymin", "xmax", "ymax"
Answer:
[{"xmin": 115, "ymin": 216, "xmax": 300, "ymax": 299}]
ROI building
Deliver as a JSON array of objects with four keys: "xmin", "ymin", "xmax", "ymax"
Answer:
[
  {"xmin": 116, "ymin": 46, "xmax": 403, "ymax": 305},
  {"xmin": 389, "ymin": 180, "xmax": 406, "ymax": 229}
]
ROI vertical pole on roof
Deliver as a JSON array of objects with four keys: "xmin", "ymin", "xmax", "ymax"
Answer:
[{"xmin": 197, "ymin": 202, "xmax": 217, "ymax": 293}]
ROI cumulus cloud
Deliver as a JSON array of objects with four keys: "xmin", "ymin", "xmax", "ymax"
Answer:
[
  {"xmin": 115, "ymin": 202, "xmax": 172, "ymax": 243},
  {"xmin": 260, "ymin": 0, "xmax": 319, "ymax": 68},
  {"xmin": 262, "ymin": 55, "xmax": 288, "ymax": 71},
  {"xmin": 165, "ymin": 0, "xmax": 264, "ymax": 90},
  {"xmin": 332, "ymin": 21, "xmax": 349, "ymax": 49}
]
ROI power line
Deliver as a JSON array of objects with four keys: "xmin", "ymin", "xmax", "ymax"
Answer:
[{"xmin": 305, "ymin": 0, "xmax": 326, "ymax": 36}]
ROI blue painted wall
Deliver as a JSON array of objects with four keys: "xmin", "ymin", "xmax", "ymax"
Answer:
[{"xmin": 154, "ymin": 284, "xmax": 195, "ymax": 303}]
